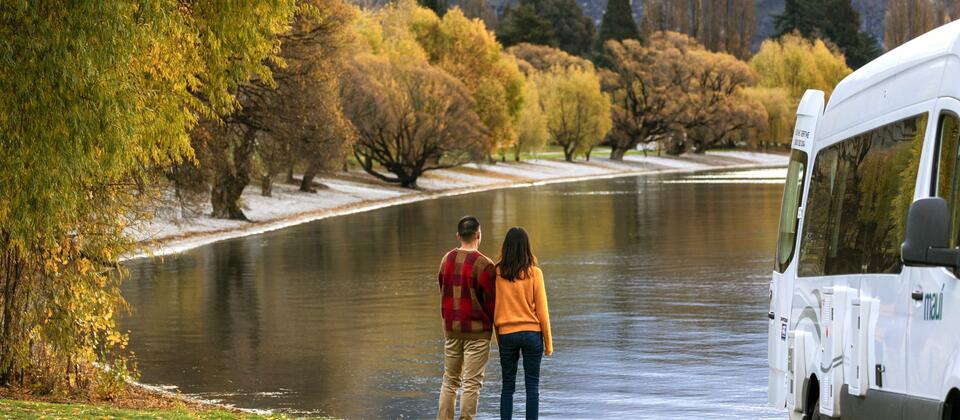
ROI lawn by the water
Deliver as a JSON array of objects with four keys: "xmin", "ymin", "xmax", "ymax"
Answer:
[{"xmin": 0, "ymin": 399, "xmax": 295, "ymax": 419}]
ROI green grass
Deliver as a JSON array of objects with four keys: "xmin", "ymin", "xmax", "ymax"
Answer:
[
  {"xmin": 503, "ymin": 145, "xmax": 653, "ymax": 162},
  {"xmin": 0, "ymin": 399, "xmax": 295, "ymax": 420}
]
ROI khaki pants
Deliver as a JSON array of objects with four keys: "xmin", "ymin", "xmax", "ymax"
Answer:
[{"xmin": 437, "ymin": 337, "xmax": 491, "ymax": 420}]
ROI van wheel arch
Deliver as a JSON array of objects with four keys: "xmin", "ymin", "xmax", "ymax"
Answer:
[
  {"xmin": 804, "ymin": 374, "xmax": 820, "ymax": 420},
  {"xmin": 944, "ymin": 388, "xmax": 960, "ymax": 420}
]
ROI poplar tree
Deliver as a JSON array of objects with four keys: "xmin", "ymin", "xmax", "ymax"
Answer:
[
  {"xmin": 641, "ymin": 0, "xmax": 756, "ymax": 59},
  {"xmin": 885, "ymin": 0, "xmax": 957, "ymax": 50}
]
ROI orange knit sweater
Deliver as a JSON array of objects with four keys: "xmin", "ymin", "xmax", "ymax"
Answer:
[{"xmin": 494, "ymin": 266, "xmax": 553, "ymax": 355}]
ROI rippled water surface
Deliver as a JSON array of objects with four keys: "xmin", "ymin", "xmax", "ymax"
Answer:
[{"xmin": 121, "ymin": 168, "xmax": 788, "ymax": 419}]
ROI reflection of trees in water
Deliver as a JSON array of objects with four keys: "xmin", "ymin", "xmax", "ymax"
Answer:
[
  {"xmin": 799, "ymin": 114, "xmax": 926, "ymax": 276},
  {"xmin": 937, "ymin": 116, "xmax": 960, "ymax": 247},
  {"xmin": 549, "ymin": 175, "xmax": 783, "ymax": 354},
  {"xmin": 209, "ymin": 240, "xmax": 263, "ymax": 360},
  {"xmin": 121, "ymin": 176, "xmax": 783, "ymax": 415}
]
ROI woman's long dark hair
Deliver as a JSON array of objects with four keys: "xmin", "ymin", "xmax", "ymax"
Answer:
[{"xmin": 497, "ymin": 227, "xmax": 537, "ymax": 282}]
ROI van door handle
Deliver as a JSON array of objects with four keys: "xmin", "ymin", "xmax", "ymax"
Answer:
[
  {"xmin": 911, "ymin": 290, "xmax": 924, "ymax": 301},
  {"xmin": 768, "ymin": 311, "xmax": 776, "ymax": 320}
]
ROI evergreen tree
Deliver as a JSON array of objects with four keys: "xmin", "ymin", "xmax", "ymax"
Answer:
[
  {"xmin": 775, "ymin": 0, "xmax": 817, "ymax": 36},
  {"xmin": 497, "ymin": 0, "xmax": 595, "ymax": 57},
  {"xmin": 419, "ymin": 0, "xmax": 447, "ymax": 16},
  {"xmin": 497, "ymin": 3, "xmax": 557, "ymax": 48},
  {"xmin": 539, "ymin": 0, "xmax": 596, "ymax": 56},
  {"xmin": 774, "ymin": 0, "xmax": 880, "ymax": 69},
  {"xmin": 593, "ymin": 0, "xmax": 641, "ymax": 57}
]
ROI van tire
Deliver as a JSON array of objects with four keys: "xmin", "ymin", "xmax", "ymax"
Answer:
[
  {"xmin": 804, "ymin": 375, "xmax": 821, "ymax": 420},
  {"xmin": 945, "ymin": 388, "xmax": 960, "ymax": 420},
  {"xmin": 803, "ymin": 401, "xmax": 823, "ymax": 420}
]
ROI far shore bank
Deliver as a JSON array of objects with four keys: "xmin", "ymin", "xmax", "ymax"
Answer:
[{"xmin": 127, "ymin": 150, "xmax": 788, "ymax": 261}]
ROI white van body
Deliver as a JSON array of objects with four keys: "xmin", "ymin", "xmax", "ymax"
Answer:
[{"xmin": 768, "ymin": 20, "xmax": 960, "ymax": 420}]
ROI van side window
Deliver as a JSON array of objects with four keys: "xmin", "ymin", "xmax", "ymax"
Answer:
[
  {"xmin": 775, "ymin": 150, "xmax": 808, "ymax": 273},
  {"xmin": 935, "ymin": 113, "xmax": 960, "ymax": 249},
  {"xmin": 798, "ymin": 114, "xmax": 928, "ymax": 277}
]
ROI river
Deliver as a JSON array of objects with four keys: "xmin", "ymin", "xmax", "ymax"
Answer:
[{"xmin": 120, "ymin": 168, "xmax": 787, "ymax": 419}]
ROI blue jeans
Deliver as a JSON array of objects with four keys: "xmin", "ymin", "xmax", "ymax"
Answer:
[{"xmin": 498, "ymin": 331, "xmax": 543, "ymax": 420}]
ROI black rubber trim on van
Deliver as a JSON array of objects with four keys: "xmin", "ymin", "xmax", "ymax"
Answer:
[{"xmin": 839, "ymin": 384, "xmax": 942, "ymax": 419}]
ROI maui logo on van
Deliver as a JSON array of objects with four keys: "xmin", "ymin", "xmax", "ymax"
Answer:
[{"xmin": 923, "ymin": 290, "xmax": 945, "ymax": 321}]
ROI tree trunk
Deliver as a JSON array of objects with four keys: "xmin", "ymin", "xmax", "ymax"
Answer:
[
  {"xmin": 285, "ymin": 167, "xmax": 295, "ymax": 184},
  {"xmin": 514, "ymin": 144, "xmax": 521, "ymax": 162},
  {"xmin": 210, "ymin": 128, "xmax": 255, "ymax": 220},
  {"xmin": 0, "ymin": 246, "xmax": 22, "ymax": 384},
  {"xmin": 260, "ymin": 175, "xmax": 273, "ymax": 197},
  {"xmin": 300, "ymin": 163, "xmax": 319, "ymax": 193},
  {"xmin": 211, "ymin": 174, "xmax": 249, "ymax": 220},
  {"xmin": 397, "ymin": 168, "xmax": 421, "ymax": 189},
  {"xmin": 664, "ymin": 139, "xmax": 687, "ymax": 156},
  {"xmin": 609, "ymin": 147, "xmax": 628, "ymax": 161}
]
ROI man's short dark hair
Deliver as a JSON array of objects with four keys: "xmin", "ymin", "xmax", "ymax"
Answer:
[{"xmin": 458, "ymin": 215, "xmax": 480, "ymax": 241}]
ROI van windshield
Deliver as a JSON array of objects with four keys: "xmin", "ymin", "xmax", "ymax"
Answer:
[{"xmin": 775, "ymin": 150, "xmax": 807, "ymax": 273}]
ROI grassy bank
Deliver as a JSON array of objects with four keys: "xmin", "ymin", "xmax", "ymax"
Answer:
[{"xmin": 0, "ymin": 399, "xmax": 292, "ymax": 419}]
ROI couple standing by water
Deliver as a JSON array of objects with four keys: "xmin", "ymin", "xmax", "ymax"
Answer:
[{"xmin": 436, "ymin": 216, "xmax": 553, "ymax": 420}]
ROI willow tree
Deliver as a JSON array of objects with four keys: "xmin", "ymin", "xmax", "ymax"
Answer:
[
  {"xmin": 512, "ymin": 79, "xmax": 549, "ymax": 161},
  {"xmin": 603, "ymin": 32, "xmax": 761, "ymax": 158},
  {"xmin": 0, "ymin": 0, "xmax": 296, "ymax": 389},
  {"xmin": 412, "ymin": 5, "xmax": 526, "ymax": 157},
  {"xmin": 507, "ymin": 43, "xmax": 593, "ymax": 74},
  {"xmin": 342, "ymin": 55, "xmax": 486, "ymax": 188},
  {"xmin": 536, "ymin": 65, "xmax": 612, "ymax": 162},
  {"xmin": 743, "ymin": 87, "xmax": 794, "ymax": 148},
  {"xmin": 749, "ymin": 33, "xmax": 852, "ymax": 101},
  {"xmin": 199, "ymin": 0, "xmax": 357, "ymax": 217}
]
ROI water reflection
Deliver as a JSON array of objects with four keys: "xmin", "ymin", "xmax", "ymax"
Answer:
[{"xmin": 121, "ymin": 169, "xmax": 786, "ymax": 418}]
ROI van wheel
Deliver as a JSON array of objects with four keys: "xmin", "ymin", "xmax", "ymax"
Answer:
[
  {"xmin": 945, "ymin": 388, "xmax": 960, "ymax": 420},
  {"xmin": 803, "ymin": 401, "xmax": 823, "ymax": 420}
]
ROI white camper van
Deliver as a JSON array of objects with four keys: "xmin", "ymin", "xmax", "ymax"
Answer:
[{"xmin": 768, "ymin": 21, "xmax": 960, "ymax": 420}]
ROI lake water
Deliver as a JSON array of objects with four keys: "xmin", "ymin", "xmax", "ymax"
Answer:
[{"xmin": 121, "ymin": 168, "xmax": 788, "ymax": 419}]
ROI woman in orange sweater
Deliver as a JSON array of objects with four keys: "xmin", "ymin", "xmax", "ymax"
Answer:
[{"xmin": 494, "ymin": 227, "xmax": 552, "ymax": 420}]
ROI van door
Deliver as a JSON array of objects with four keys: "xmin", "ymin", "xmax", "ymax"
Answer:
[
  {"xmin": 797, "ymin": 110, "xmax": 933, "ymax": 409},
  {"xmin": 906, "ymin": 99, "xmax": 960, "ymax": 404},
  {"xmin": 768, "ymin": 90, "xmax": 822, "ymax": 409}
]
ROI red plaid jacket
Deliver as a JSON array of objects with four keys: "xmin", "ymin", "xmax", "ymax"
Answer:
[{"xmin": 438, "ymin": 249, "xmax": 496, "ymax": 339}]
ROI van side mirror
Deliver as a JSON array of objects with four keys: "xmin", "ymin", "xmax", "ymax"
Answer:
[{"xmin": 902, "ymin": 197, "xmax": 960, "ymax": 269}]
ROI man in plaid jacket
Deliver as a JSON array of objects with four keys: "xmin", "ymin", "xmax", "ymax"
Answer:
[{"xmin": 436, "ymin": 215, "xmax": 497, "ymax": 420}]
